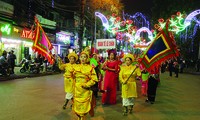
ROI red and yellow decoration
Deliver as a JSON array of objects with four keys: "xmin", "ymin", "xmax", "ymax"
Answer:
[{"xmin": 32, "ymin": 17, "xmax": 54, "ymax": 64}]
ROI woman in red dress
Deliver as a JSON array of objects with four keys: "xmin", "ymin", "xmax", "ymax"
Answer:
[{"xmin": 102, "ymin": 49, "xmax": 120, "ymax": 105}]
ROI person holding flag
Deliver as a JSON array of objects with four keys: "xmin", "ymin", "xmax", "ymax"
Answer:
[
  {"xmin": 119, "ymin": 53, "xmax": 141, "ymax": 116},
  {"xmin": 58, "ymin": 51, "xmax": 78, "ymax": 109}
]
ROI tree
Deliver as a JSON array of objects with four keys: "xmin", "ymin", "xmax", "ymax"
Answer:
[
  {"xmin": 80, "ymin": 0, "xmax": 124, "ymax": 52},
  {"xmin": 87, "ymin": 0, "xmax": 124, "ymax": 15}
]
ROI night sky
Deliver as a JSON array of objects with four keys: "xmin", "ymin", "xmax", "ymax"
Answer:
[{"xmin": 122, "ymin": 0, "xmax": 153, "ymax": 16}]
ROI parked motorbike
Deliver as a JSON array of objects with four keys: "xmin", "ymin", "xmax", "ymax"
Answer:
[
  {"xmin": 20, "ymin": 61, "xmax": 42, "ymax": 74},
  {"xmin": 0, "ymin": 64, "xmax": 11, "ymax": 76}
]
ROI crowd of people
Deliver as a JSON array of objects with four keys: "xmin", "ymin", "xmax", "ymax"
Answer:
[
  {"xmin": 0, "ymin": 48, "xmax": 199, "ymax": 119},
  {"xmin": 57, "ymin": 48, "xmax": 163, "ymax": 120},
  {"xmin": 0, "ymin": 50, "xmax": 61, "ymax": 76},
  {"xmin": 0, "ymin": 50, "xmax": 16, "ymax": 75},
  {"xmin": 56, "ymin": 47, "xmax": 200, "ymax": 120}
]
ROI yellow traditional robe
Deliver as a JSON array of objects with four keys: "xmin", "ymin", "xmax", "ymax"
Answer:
[
  {"xmin": 119, "ymin": 65, "xmax": 141, "ymax": 98},
  {"xmin": 73, "ymin": 64, "xmax": 98, "ymax": 116},
  {"xmin": 59, "ymin": 63, "xmax": 74, "ymax": 93}
]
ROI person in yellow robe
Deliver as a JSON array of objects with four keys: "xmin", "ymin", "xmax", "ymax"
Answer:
[
  {"xmin": 73, "ymin": 50, "xmax": 98, "ymax": 120},
  {"xmin": 58, "ymin": 52, "xmax": 78, "ymax": 109},
  {"xmin": 119, "ymin": 53, "xmax": 141, "ymax": 116}
]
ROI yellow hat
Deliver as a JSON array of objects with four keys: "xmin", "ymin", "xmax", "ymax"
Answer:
[
  {"xmin": 123, "ymin": 53, "xmax": 135, "ymax": 61},
  {"xmin": 68, "ymin": 51, "xmax": 78, "ymax": 61},
  {"xmin": 80, "ymin": 50, "xmax": 90, "ymax": 63},
  {"xmin": 80, "ymin": 50, "xmax": 89, "ymax": 58}
]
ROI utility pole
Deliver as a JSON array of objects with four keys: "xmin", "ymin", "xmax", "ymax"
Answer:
[{"xmin": 78, "ymin": 0, "xmax": 86, "ymax": 52}]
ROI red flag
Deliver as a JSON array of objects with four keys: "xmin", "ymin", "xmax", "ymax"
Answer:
[
  {"xmin": 32, "ymin": 18, "xmax": 54, "ymax": 64},
  {"xmin": 139, "ymin": 20, "xmax": 180, "ymax": 74}
]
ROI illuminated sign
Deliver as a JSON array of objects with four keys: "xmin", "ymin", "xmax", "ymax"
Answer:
[
  {"xmin": 21, "ymin": 29, "xmax": 34, "ymax": 39},
  {"xmin": 56, "ymin": 33, "xmax": 70, "ymax": 45},
  {"xmin": 13, "ymin": 27, "xmax": 19, "ymax": 33},
  {"xmin": 1, "ymin": 24, "xmax": 11, "ymax": 35}
]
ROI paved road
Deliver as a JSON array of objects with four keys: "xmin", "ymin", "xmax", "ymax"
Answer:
[{"xmin": 0, "ymin": 72, "xmax": 200, "ymax": 120}]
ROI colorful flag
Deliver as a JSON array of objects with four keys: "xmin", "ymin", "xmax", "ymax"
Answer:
[
  {"xmin": 139, "ymin": 21, "xmax": 180, "ymax": 73},
  {"xmin": 32, "ymin": 18, "xmax": 54, "ymax": 64}
]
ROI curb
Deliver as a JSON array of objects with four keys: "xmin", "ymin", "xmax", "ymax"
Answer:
[{"xmin": 0, "ymin": 72, "xmax": 61, "ymax": 81}]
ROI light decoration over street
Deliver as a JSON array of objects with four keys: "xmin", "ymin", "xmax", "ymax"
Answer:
[
  {"xmin": 95, "ymin": 12, "xmax": 153, "ymax": 51},
  {"xmin": 95, "ymin": 12, "xmax": 109, "ymax": 29},
  {"xmin": 95, "ymin": 9, "xmax": 200, "ymax": 51},
  {"xmin": 168, "ymin": 12, "xmax": 187, "ymax": 34},
  {"xmin": 184, "ymin": 9, "xmax": 200, "ymax": 27}
]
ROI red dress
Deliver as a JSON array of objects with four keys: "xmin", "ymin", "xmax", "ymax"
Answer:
[{"xmin": 102, "ymin": 60, "xmax": 119, "ymax": 105}]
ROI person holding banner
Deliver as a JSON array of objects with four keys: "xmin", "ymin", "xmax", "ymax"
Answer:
[
  {"xmin": 145, "ymin": 67, "xmax": 160, "ymax": 104},
  {"xmin": 119, "ymin": 53, "xmax": 141, "ymax": 116},
  {"xmin": 73, "ymin": 50, "xmax": 98, "ymax": 120},
  {"xmin": 58, "ymin": 52, "xmax": 78, "ymax": 109},
  {"xmin": 102, "ymin": 49, "xmax": 120, "ymax": 105}
]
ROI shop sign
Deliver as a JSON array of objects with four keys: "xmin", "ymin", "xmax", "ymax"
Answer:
[
  {"xmin": 21, "ymin": 28, "xmax": 35, "ymax": 39},
  {"xmin": 96, "ymin": 39, "xmax": 116, "ymax": 49},
  {"xmin": 13, "ymin": 27, "xmax": 19, "ymax": 33},
  {"xmin": 56, "ymin": 33, "xmax": 70, "ymax": 45},
  {"xmin": 36, "ymin": 14, "xmax": 56, "ymax": 29},
  {"xmin": 0, "ymin": 24, "xmax": 11, "ymax": 35}
]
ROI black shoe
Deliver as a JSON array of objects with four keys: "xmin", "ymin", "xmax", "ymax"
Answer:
[
  {"xmin": 123, "ymin": 106, "xmax": 128, "ymax": 116},
  {"xmin": 62, "ymin": 105, "xmax": 66, "ymax": 109},
  {"xmin": 129, "ymin": 105, "xmax": 133, "ymax": 114},
  {"xmin": 145, "ymin": 99, "xmax": 149, "ymax": 103}
]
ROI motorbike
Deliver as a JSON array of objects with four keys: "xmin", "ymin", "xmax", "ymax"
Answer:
[
  {"xmin": 20, "ymin": 61, "xmax": 43, "ymax": 74},
  {"xmin": 0, "ymin": 63, "xmax": 11, "ymax": 76}
]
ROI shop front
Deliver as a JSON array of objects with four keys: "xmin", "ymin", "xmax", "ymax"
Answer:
[{"xmin": 0, "ymin": 21, "xmax": 34, "ymax": 65}]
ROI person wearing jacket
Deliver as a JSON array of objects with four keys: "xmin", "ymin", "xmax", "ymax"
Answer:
[
  {"xmin": 58, "ymin": 51, "xmax": 78, "ymax": 109},
  {"xmin": 119, "ymin": 53, "xmax": 141, "ymax": 116},
  {"xmin": 73, "ymin": 50, "xmax": 98, "ymax": 120}
]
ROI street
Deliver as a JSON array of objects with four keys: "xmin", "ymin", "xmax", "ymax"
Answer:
[{"xmin": 0, "ymin": 72, "xmax": 200, "ymax": 120}]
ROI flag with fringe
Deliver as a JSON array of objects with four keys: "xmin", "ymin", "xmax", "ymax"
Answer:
[
  {"xmin": 139, "ymin": 20, "xmax": 180, "ymax": 73},
  {"xmin": 32, "ymin": 18, "xmax": 54, "ymax": 64}
]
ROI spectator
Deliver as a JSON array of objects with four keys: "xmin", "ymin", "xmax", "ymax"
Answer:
[
  {"xmin": 0, "ymin": 50, "xmax": 7, "ymax": 66},
  {"xmin": 174, "ymin": 61, "xmax": 179, "ymax": 78},
  {"xmin": 168, "ymin": 59, "xmax": 174, "ymax": 77},
  {"xmin": 180, "ymin": 59, "xmax": 185, "ymax": 73},
  {"xmin": 8, "ymin": 50, "xmax": 16, "ymax": 74}
]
